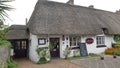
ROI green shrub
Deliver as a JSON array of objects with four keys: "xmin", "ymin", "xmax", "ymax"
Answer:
[
  {"xmin": 37, "ymin": 57, "xmax": 48, "ymax": 64},
  {"xmin": 63, "ymin": 45, "xmax": 71, "ymax": 59},
  {"xmin": 105, "ymin": 48, "xmax": 119, "ymax": 55},
  {"xmin": 0, "ymin": 39, "xmax": 11, "ymax": 47},
  {"xmin": 7, "ymin": 58, "xmax": 17, "ymax": 68},
  {"xmin": 115, "ymin": 51, "xmax": 120, "ymax": 56},
  {"xmin": 36, "ymin": 46, "xmax": 50, "ymax": 64},
  {"xmin": 115, "ymin": 42, "xmax": 120, "ymax": 48}
]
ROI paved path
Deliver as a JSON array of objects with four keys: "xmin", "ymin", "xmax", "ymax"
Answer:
[
  {"xmin": 16, "ymin": 58, "xmax": 83, "ymax": 68},
  {"xmin": 71, "ymin": 56, "xmax": 120, "ymax": 68}
]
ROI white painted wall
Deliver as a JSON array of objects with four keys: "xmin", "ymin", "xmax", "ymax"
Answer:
[
  {"xmin": 81, "ymin": 35, "xmax": 114, "ymax": 54},
  {"xmin": 29, "ymin": 33, "xmax": 39, "ymax": 63},
  {"xmin": 61, "ymin": 36, "xmax": 80, "ymax": 58},
  {"xmin": 29, "ymin": 34, "xmax": 65, "ymax": 61},
  {"xmin": 29, "ymin": 34, "xmax": 114, "ymax": 62}
]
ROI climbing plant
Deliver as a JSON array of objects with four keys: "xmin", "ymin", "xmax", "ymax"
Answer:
[{"xmin": 114, "ymin": 35, "xmax": 120, "ymax": 42}]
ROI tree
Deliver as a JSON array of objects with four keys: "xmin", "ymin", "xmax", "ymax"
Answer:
[
  {"xmin": 0, "ymin": 0, "xmax": 13, "ymax": 28},
  {"xmin": 0, "ymin": 0, "xmax": 13, "ymax": 47}
]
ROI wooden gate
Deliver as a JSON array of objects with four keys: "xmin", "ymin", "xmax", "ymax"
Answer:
[{"xmin": 10, "ymin": 39, "xmax": 28, "ymax": 58}]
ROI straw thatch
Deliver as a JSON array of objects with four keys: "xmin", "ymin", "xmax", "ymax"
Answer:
[
  {"xmin": 5, "ymin": 25, "xmax": 28, "ymax": 39},
  {"xmin": 27, "ymin": 0, "xmax": 120, "ymax": 35}
]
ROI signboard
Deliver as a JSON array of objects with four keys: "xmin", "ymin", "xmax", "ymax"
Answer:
[
  {"xmin": 79, "ymin": 43, "xmax": 88, "ymax": 57},
  {"xmin": 86, "ymin": 38, "xmax": 94, "ymax": 44},
  {"xmin": 38, "ymin": 38, "xmax": 46, "ymax": 45}
]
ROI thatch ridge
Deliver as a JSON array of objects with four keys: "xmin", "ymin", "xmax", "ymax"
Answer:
[
  {"xmin": 27, "ymin": 1, "xmax": 120, "ymax": 35},
  {"xmin": 5, "ymin": 25, "xmax": 28, "ymax": 39}
]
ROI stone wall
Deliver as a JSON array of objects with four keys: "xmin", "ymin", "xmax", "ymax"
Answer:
[{"xmin": 0, "ymin": 46, "xmax": 10, "ymax": 65}]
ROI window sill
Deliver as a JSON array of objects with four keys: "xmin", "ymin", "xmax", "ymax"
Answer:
[
  {"xmin": 96, "ymin": 45, "xmax": 106, "ymax": 48},
  {"xmin": 71, "ymin": 46, "xmax": 79, "ymax": 50}
]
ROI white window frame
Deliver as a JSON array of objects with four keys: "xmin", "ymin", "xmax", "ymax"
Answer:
[
  {"xmin": 70, "ymin": 36, "xmax": 81, "ymax": 47},
  {"xmin": 96, "ymin": 36, "xmax": 105, "ymax": 45}
]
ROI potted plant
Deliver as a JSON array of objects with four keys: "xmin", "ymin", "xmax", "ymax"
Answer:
[
  {"xmin": 100, "ymin": 53, "xmax": 104, "ymax": 60},
  {"xmin": 113, "ymin": 51, "xmax": 117, "ymax": 59}
]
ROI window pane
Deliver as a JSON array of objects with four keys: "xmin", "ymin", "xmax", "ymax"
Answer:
[
  {"xmin": 21, "ymin": 41, "xmax": 26, "ymax": 49},
  {"xmin": 96, "ymin": 36, "xmax": 105, "ymax": 45},
  {"xmin": 73, "ymin": 37, "xmax": 76, "ymax": 41},
  {"xmin": 73, "ymin": 41, "xmax": 76, "ymax": 46},
  {"xmin": 70, "ymin": 37, "xmax": 81, "ymax": 46}
]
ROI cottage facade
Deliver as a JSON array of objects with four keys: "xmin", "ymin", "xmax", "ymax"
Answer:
[{"xmin": 6, "ymin": 0, "xmax": 120, "ymax": 63}]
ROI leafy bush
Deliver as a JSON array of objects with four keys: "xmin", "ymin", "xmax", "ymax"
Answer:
[
  {"xmin": 114, "ymin": 35, "xmax": 120, "ymax": 42},
  {"xmin": 0, "ymin": 28, "xmax": 9, "ymax": 39},
  {"xmin": 7, "ymin": 58, "xmax": 17, "ymax": 68},
  {"xmin": 115, "ymin": 42, "xmax": 120, "ymax": 48},
  {"xmin": 49, "ymin": 43, "xmax": 56, "ymax": 51},
  {"xmin": 37, "ymin": 57, "xmax": 47, "ymax": 64},
  {"xmin": 63, "ymin": 45, "xmax": 71, "ymax": 59},
  {"xmin": 36, "ymin": 46, "xmax": 50, "ymax": 64},
  {"xmin": 115, "ymin": 51, "xmax": 120, "ymax": 56},
  {"xmin": 105, "ymin": 48, "xmax": 119, "ymax": 55},
  {"xmin": 0, "ymin": 39, "xmax": 11, "ymax": 47}
]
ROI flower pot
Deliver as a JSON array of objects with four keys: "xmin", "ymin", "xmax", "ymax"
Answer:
[
  {"xmin": 100, "ymin": 57, "xmax": 104, "ymax": 60},
  {"xmin": 113, "ymin": 55, "xmax": 117, "ymax": 59}
]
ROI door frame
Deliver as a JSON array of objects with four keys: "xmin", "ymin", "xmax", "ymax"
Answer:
[
  {"xmin": 9, "ymin": 39, "xmax": 29, "ymax": 58},
  {"xmin": 49, "ymin": 38, "xmax": 60, "ymax": 58}
]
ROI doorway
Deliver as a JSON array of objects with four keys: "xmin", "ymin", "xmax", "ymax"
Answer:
[
  {"xmin": 10, "ymin": 39, "xmax": 29, "ymax": 58},
  {"xmin": 49, "ymin": 38, "xmax": 60, "ymax": 58}
]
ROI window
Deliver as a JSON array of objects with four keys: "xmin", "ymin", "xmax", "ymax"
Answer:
[
  {"xmin": 15, "ymin": 41, "xmax": 21, "ymax": 49},
  {"xmin": 38, "ymin": 38, "xmax": 46, "ymax": 45},
  {"xmin": 70, "ymin": 37, "xmax": 81, "ymax": 46},
  {"xmin": 21, "ymin": 41, "xmax": 26, "ymax": 49},
  {"xmin": 96, "ymin": 36, "xmax": 105, "ymax": 45}
]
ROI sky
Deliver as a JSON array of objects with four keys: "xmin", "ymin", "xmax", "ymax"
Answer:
[{"xmin": 6, "ymin": 0, "xmax": 120, "ymax": 25}]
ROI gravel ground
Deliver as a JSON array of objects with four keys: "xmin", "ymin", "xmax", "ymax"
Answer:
[
  {"xmin": 16, "ymin": 56, "xmax": 120, "ymax": 68},
  {"xmin": 16, "ymin": 58, "xmax": 83, "ymax": 68},
  {"xmin": 71, "ymin": 56, "xmax": 120, "ymax": 68}
]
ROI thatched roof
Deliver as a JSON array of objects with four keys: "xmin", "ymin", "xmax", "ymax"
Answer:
[
  {"xmin": 28, "ymin": 1, "xmax": 120, "ymax": 35},
  {"xmin": 5, "ymin": 25, "xmax": 28, "ymax": 39}
]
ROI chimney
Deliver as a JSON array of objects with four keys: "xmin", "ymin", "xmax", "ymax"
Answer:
[
  {"xmin": 67, "ymin": 0, "xmax": 74, "ymax": 5},
  {"xmin": 89, "ymin": 5, "xmax": 94, "ymax": 8}
]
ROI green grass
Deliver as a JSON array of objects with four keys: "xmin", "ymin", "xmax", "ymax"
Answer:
[
  {"xmin": 66, "ymin": 55, "xmax": 81, "ymax": 60},
  {"xmin": 89, "ymin": 53, "xmax": 100, "ymax": 57}
]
